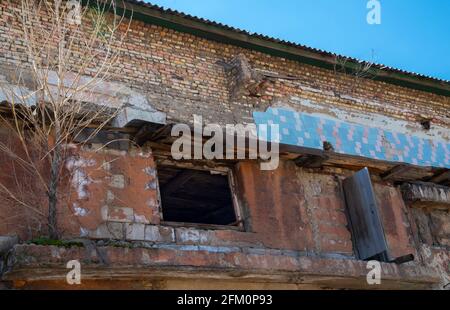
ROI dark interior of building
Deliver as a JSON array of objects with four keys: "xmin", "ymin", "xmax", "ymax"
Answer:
[{"xmin": 158, "ymin": 165, "xmax": 237, "ymax": 225}]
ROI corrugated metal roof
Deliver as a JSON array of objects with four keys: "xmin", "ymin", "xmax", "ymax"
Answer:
[{"xmin": 123, "ymin": 0, "xmax": 450, "ymax": 88}]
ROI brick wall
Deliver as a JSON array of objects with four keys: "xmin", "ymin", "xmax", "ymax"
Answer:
[
  {"xmin": 0, "ymin": 0, "xmax": 449, "ymax": 288},
  {"xmin": 0, "ymin": 144, "xmax": 420, "ymax": 261},
  {"xmin": 3, "ymin": 142, "xmax": 446, "ymax": 288},
  {"xmin": 0, "ymin": 1, "xmax": 449, "ymax": 128}
]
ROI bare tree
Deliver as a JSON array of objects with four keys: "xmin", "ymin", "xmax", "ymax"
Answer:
[
  {"xmin": 0, "ymin": 0, "xmax": 132, "ymax": 239},
  {"xmin": 333, "ymin": 51, "xmax": 381, "ymax": 93}
]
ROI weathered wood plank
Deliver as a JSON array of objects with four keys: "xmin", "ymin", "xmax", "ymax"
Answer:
[
  {"xmin": 294, "ymin": 154, "xmax": 329, "ymax": 168},
  {"xmin": 381, "ymin": 164, "xmax": 412, "ymax": 181},
  {"xmin": 429, "ymin": 170, "xmax": 450, "ymax": 184},
  {"xmin": 342, "ymin": 168, "xmax": 389, "ymax": 260}
]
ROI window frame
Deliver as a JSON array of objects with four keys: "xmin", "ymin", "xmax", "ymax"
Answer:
[{"xmin": 155, "ymin": 160, "xmax": 245, "ymax": 231}]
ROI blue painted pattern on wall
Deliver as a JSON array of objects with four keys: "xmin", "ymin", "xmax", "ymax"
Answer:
[{"xmin": 253, "ymin": 108, "xmax": 450, "ymax": 169}]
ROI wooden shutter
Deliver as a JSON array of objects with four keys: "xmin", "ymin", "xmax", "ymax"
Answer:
[{"xmin": 342, "ymin": 168, "xmax": 389, "ymax": 261}]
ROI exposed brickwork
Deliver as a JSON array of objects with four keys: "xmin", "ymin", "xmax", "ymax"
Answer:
[
  {"xmin": 408, "ymin": 207, "xmax": 450, "ymax": 286},
  {"xmin": 0, "ymin": 1, "xmax": 449, "ymax": 128},
  {"xmin": 412, "ymin": 209, "xmax": 450, "ymax": 248},
  {"xmin": 66, "ymin": 145, "xmax": 160, "ymax": 234},
  {"xmin": 429, "ymin": 211, "xmax": 450, "ymax": 247},
  {"xmin": 374, "ymin": 184, "xmax": 417, "ymax": 259}
]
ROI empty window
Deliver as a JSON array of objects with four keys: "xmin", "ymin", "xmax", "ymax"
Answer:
[{"xmin": 157, "ymin": 165, "xmax": 238, "ymax": 226}]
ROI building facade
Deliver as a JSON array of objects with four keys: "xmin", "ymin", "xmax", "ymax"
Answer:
[{"xmin": 0, "ymin": 1, "xmax": 449, "ymax": 289}]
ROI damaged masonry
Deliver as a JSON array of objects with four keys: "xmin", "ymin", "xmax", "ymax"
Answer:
[
  {"xmin": 171, "ymin": 114, "xmax": 280, "ymax": 170},
  {"xmin": 0, "ymin": 0, "xmax": 449, "ymax": 290}
]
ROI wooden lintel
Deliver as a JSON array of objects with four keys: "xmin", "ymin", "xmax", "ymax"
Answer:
[
  {"xmin": 134, "ymin": 124, "xmax": 152, "ymax": 146},
  {"xmin": 294, "ymin": 154, "xmax": 329, "ymax": 168},
  {"xmin": 134, "ymin": 124, "xmax": 172, "ymax": 146}
]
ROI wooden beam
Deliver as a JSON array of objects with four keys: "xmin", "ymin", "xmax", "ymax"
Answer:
[
  {"xmin": 134, "ymin": 124, "xmax": 152, "ymax": 146},
  {"xmin": 150, "ymin": 124, "xmax": 173, "ymax": 141},
  {"xmin": 380, "ymin": 164, "xmax": 412, "ymax": 181},
  {"xmin": 73, "ymin": 128, "xmax": 130, "ymax": 150},
  {"xmin": 294, "ymin": 154, "xmax": 329, "ymax": 168},
  {"xmin": 134, "ymin": 124, "xmax": 173, "ymax": 146},
  {"xmin": 429, "ymin": 170, "xmax": 450, "ymax": 184}
]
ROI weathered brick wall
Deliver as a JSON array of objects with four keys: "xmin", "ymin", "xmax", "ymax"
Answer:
[
  {"xmin": 0, "ymin": 1, "xmax": 449, "ymax": 129},
  {"xmin": 3, "ymin": 145, "xmax": 446, "ymax": 289},
  {"xmin": 0, "ymin": 136, "xmax": 448, "ymax": 287},
  {"xmin": 234, "ymin": 161, "xmax": 351, "ymax": 255},
  {"xmin": 407, "ymin": 207, "xmax": 450, "ymax": 287},
  {"xmin": 2, "ymin": 146, "xmax": 420, "ymax": 260},
  {"xmin": 63, "ymin": 144, "xmax": 160, "ymax": 237},
  {"xmin": 0, "ymin": 141, "xmax": 418, "ymax": 260},
  {"xmin": 374, "ymin": 184, "xmax": 417, "ymax": 259},
  {"xmin": 0, "ymin": 127, "xmax": 50, "ymax": 239}
]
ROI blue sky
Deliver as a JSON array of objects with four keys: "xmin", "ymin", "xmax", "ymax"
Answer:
[{"xmin": 146, "ymin": 0, "xmax": 450, "ymax": 81}]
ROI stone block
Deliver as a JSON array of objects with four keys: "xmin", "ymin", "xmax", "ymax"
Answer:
[
  {"xmin": 126, "ymin": 223, "xmax": 146, "ymax": 241},
  {"xmin": 175, "ymin": 227, "xmax": 214, "ymax": 244},
  {"xmin": 112, "ymin": 106, "xmax": 166, "ymax": 128},
  {"xmin": 109, "ymin": 174, "xmax": 126, "ymax": 189},
  {"xmin": 145, "ymin": 225, "xmax": 175, "ymax": 243},
  {"xmin": 89, "ymin": 222, "xmax": 124, "ymax": 240}
]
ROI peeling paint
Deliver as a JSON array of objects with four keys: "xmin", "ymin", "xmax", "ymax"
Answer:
[
  {"xmin": 420, "ymin": 245, "xmax": 450, "ymax": 289},
  {"xmin": 254, "ymin": 107, "xmax": 450, "ymax": 168},
  {"xmin": 177, "ymin": 228, "xmax": 210, "ymax": 244},
  {"xmin": 73, "ymin": 203, "xmax": 88, "ymax": 217},
  {"xmin": 286, "ymin": 96, "xmax": 450, "ymax": 142},
  {"xmin": 80, "ymin": 227, "xmax": 89, "ymax": 237},
  {"xmin": 66, "ymin": 157, "xmax": 96, "ymax": 200},
  {"xmin": 143, "ymin": 167, "xmax": 157, "ymax": 177},
  {"xmin": 141, "ymin": 251, "xmax": 151, "ymax": 264},
  {"xmin": 106, "ymin": 190, "xmax": 115, "ymax": 203},
  {"xmin": 145, "ymin": 181, "xmax": 157, "ymax": 190},
  {"xmin": 134, "ymin": 214, "xmax": 150, "ymax": 224}
]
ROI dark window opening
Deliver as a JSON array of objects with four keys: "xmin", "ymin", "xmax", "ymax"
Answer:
[{"xmin": 158, "ymin": 165, "xmax": 237, "ymax": 226}]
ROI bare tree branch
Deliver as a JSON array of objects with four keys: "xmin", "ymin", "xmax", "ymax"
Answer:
[{"xmin": 0, "ymin": 0, "xmax": 132, "ymax": 239}]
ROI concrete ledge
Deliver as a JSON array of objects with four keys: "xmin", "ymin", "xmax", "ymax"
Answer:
[
  {"xmin": 88, "ymin": 223, "xmax": 265, "ymax": 249},
  {"xmin": 1, "ymin": 70, "xmax": 167, "ymax": 129},
  {"xmin": 112, "ymin": 106, "xmax": 166, "ymax": 128},
  {"xmin": 3, "ymin": 244, "xmax": 441, "ymax": 289}
]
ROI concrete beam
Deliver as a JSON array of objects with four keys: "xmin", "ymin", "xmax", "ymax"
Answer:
[
  {"xmin": 111, "ymin": 106, "xmax": 166, "ymax": 128},
  {"xmin": 2, "ymin": 71, "xmax": 167, "ymax": 129},
  {"xmin": 401, "ymin": 182, "xmax": 450, "ymax": 210},
  {"xmin": 3, "ymin": 244, "xmax": 441, "ymax": 289},
  {"xmin": 0, "ymin": 84, "xmax": 37, "ymax": 108}
]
